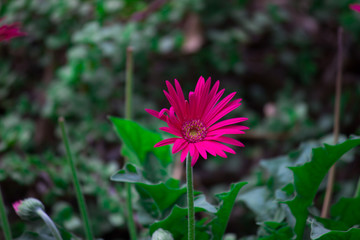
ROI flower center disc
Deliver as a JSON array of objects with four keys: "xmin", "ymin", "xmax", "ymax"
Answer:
[{"xmin": 181, "ymin": 120, "xmax": 207, "ymax": 143}]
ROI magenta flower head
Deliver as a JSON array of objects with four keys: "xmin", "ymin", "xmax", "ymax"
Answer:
[
  {"xmin": 350, "ymin": 3, "xmax": 360, "ymax": 13},
  {"xmin": 146, "ymin": 76, "xmax": 248, "ymax": 166},
  {"xmin": 0, "ymin": 19, "xmax": 26, "ymax": 42}
]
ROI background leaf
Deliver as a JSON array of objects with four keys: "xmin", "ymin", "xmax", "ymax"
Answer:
[
  {"xmin": 310, "ymin": 219, "xmax": 360, "ymax": 240},
  {"xmin": 285, "ymin": 137, "xmax": 360, "ymax": 240},
  {"xmin": 109, "ymin": 117, "xmax": 172, "ymax": 167},
  {"xmin": 149, "ymin": 205, "xmax": 212, "ymax": 240},
  {"xmin": 258, "ymin": 221, "xmax": 294, "ymax": 240},
  {"xmin": 330, "ymin": 197, "xmax": 360, "ymax": 228},
  {"xmin": 209, "ymin": 182, "xmax": 247, "ymax": 239}
]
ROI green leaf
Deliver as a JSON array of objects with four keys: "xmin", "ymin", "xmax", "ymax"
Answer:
[
  {"xmin": 258, "ymin": 221, "xmax": 294, "ymax": 240},
  {"xmin": 137, "ymin": 180, "xmax": 188, "ymax": 214},
  {"xmin": 111, "ymin": 163, "xmax": 185, "ymax": 216},
  {"xmin": 111, "ymin": 163, "xmax": 150, "ymax": 184},
  {"xmin": 112, "ymin": 163, "xmax": 209, "ymax": 219},
  {"xmin": 310, "ymin": 219, "xmax": 360, "ymax": 240},
  {"xmin": 149, "ymin": 205, "xmax": 212, "ymax": 240},
  {"xmin": 330, "ymin": 197, "xmax": 360, "ymax": 228},
  {"xmin": 109, "ymin": 117, "xmax": 172, "ymax": 167},
  {"xmin": 313, "ymin": 217, "xmax": 349, "ymax": 232},
  {"xmin": 284, "ymin": 137, "xmax": 360, "ymax": 240},
  {"xmin": 315, "ymin": 228, "xmax": 360, "ymax": 240},
  {"xmin": 209, "ymin": 182, "xmax": 247, "ymax": 239}
]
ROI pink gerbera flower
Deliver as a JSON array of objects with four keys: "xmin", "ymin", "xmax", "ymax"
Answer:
[
  {"xmin": 0, "ymin": 19, "xmax": 26, "ymax": 42},
  {"xmin": 350, "ymin": 3, "xmax": 360, "ymax": 13},
  {"xmin": 146, "ymin": 76, "xmax": 248, "ymax": 166}
]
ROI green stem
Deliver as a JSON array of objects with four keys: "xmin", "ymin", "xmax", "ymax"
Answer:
[
  {"xmin": 186, "ymin": 155, "xmax": 195, "ymax": 240},
  {"xmin": 124, "ymin": 46, "xmax": 137, "ymax": 240},
  {"xmin": 0, "ymin": 187, "xmax": 12, "ymax": 240},
  {"xmin": 354, "ymin": 177, "xmax": 360, "ymax": 198},
  {"xmin": 59, "ymin": 118, "xmax": 94, "ymax": 240},
  {"xmin": 36, "ymin": 208, "xmax": 63, "ymax": 240},
  {"xmin": 126, "ymin": 183, "xmax": 137, "ymax": 240},
  {"xmin": 125, "ymin": 47, "xmax": 134, "ymax": 120}
]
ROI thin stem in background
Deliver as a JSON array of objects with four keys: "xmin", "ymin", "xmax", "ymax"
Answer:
[
  {"xmin": 0, "ymin": 187, "xmax": 12, "ymax": 240},
  {"xmin": 36, "ymin": 208, "xmax": 63, "ymax": 240},
  {"xmin": 321, "ymin": 27, "xmax": 343, "ymax": 218},
  {"xmin": 59, "ymin": 118, "xmax": 94, "ymax": 240},
  {"xmin": 354, "ymin": 177, "xmax": 360, "ymax": 199},
  {"xmin": 125, "ymin": 47, "xmax": 134, "ymax": 120},
  {"xmin": 124, "ymin": 46, "xmax": 137, "ymax": 240},
  {"xmin": 186, "ymin": 155, "xmax": 195, "ymax": 240}
]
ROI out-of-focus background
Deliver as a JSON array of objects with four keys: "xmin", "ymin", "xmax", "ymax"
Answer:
[{"xmin": 1, "ymin": 0, "xmax": 360, "ymax": 239}]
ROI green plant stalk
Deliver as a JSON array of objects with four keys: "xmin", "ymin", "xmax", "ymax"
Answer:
[
  {"xmin": 126, "ymin": 183, "xmax": 137, "ymax": 240},
  {"xmin": 59, "ymin": 118, "xmax": 94, "ymax": 240},
  {"xmin": 125, "ymin": 47, "xmax": 133, "ymax": 120},
  {"xmin": 355, "ymin": 177, "xmax": 360, "ymax": 198},
  {"xmin": 124, "ymin": 46, "xmax": 137, "ymax": 240},
  {"xmin": 186, "ymin": 155, "xmax": 195, "ymax": 240},
  {"xmin": 36, "ymin": 208, "xmax": 63, "ymax": 240},
  {"xmin": 0, "ymin": 187, "xmax": 12, "ymax": 240}
]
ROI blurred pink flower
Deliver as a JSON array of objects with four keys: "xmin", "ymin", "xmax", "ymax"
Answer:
[
  {"xmin": 350, "ymin": 3, "xmax": 360, "ymax": 13},
  {"xmin": 12, "ymin": 200, "xmax": 22, "ymax": 213},
  {"xmin": 0, "ymin": 19, "xmax": 25, "ymax": 42},
  {"xmin": 146, "ymin": 76, "xmax": 248, "ymax": 166}
]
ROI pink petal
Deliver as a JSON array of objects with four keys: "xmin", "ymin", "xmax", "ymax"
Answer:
[
  {"xmin": 207, "ymin": 125, "xmax": 248, "ymax": 136},
  {"xmin": 196, "ymin": 77, "xmax": 212, "ymax": 118},
  {"xmin": 12, "ymin": 200, "xmax": 22, "ymax": 213},
  {"xmin": 204, "ymin": 92, "xmax": 237, "ymax": 124},
  {"xmin": 159, "ymin": 108, "xmax": 170, "ymax": 117},
  {"xmin": 202, "ymin": 141, "xmax": 228, "ymax": 158},
  {"xmin": 208, "ymin": 117, "xmax": 248, "ymax": 131},
  {"xmin": 199, "ymin": 141, "xmax": 216, "ymax": 156},
  {"xmin": 166, "ymin": 81, "xmax": 184, "ymax": 121},
  {"xmin": 195, "ymin": 76, "xmax": 205, "ymax": 95},
  {"xmin": 206, "ymin": 100, "xmax": 242, "ymax": 126},
  {"xmin": 159, "ymin": 127, "xmax": 182, "ymax": 137},
  {"xmin": 350, "ymin": 3, "xmax": 360, "ymax": 13},
  {"xmin": 181, "ymin": 145, "xmax": 190, "ymax": 162},
  {"xmin": 172, "ymin": 139, "xmax": 187, "ymax": 154},
  {"xmin": 201, "ymin": 86, "xmax": 224, "ymax": 118},
  {"xmin": 213, "ymin": 142, "xmax": 236, "ymax": 154},
  {"xmin": 189, "ymin": 143, "xmax": 196, "ymax": 156},
  {"xmin": 154, "ymin": 138, "xmax": 178, "ymax": 147},
  {"xmin": 210, "ymin": 141, "xmax": 235, "ymax": 154},
  {"xmin": 204, "ymin": 141, "xmax": 236, "ymax": 156},
  {"xmin": 194, "ymin": 142, "xmax": 207, "ymax": 159},
  {"xmin": 168, "ymin": 106, "xmax": 181, "ymax": 128},
  {"xmin": 0, "ymin": 23, "xmax": 26, "ymax": 42},
  {"xmin": 189, "ymin": 91, "xmax": 197, "ymax": 118},
  {"xmin": 209, "ymin": 136, "xmax": 245, "ymax": 147},
  {"xmin": 145, "ymin": 109, "xmax": 167, "ymax": 121},
  {"xmin": 191, "ymin": 150, "xmax": 200, "ymax": 166},
  {"xmin": 163, "ymin": 90, "xmax": 183, "ymax": 121},
  {"xmin": 174, "ymin": 79, "xmax": 186, "ymax": 114}
]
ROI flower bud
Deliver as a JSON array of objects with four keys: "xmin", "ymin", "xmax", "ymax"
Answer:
[
  {"xmin": 13, "ymin": 198, "xmax": 45, "ymax": 221},
  {"xmin": 151, "ymin": 228, "xmax": 174, "ymax": 240}
]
